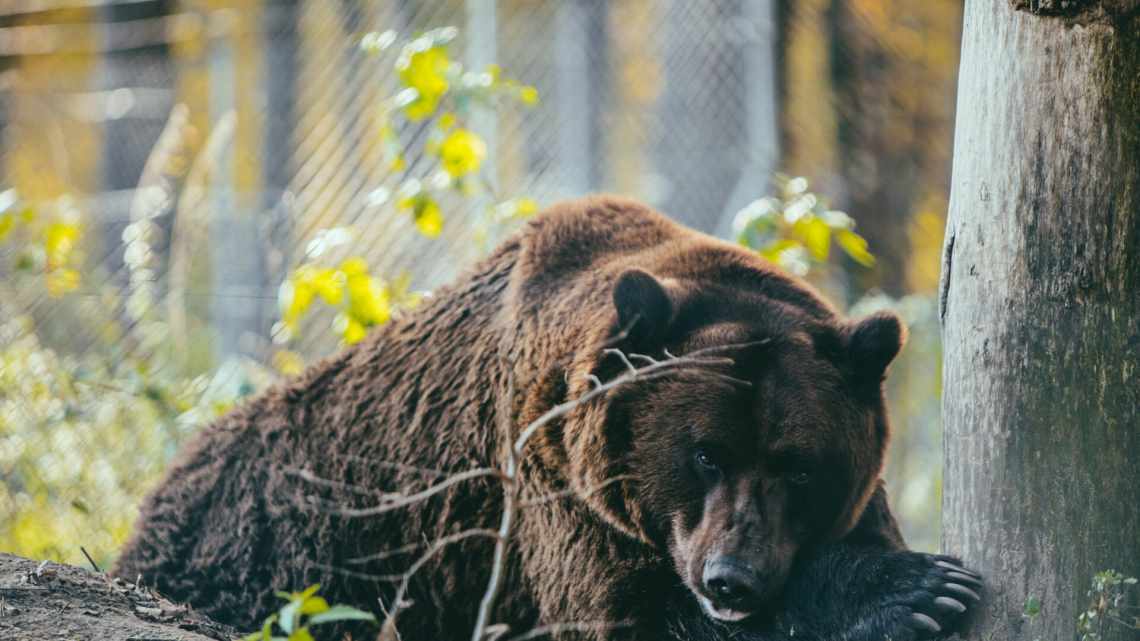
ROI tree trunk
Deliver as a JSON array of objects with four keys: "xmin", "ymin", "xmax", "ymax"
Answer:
[{"xmin": 940, "ymin": 2, "xmax": 1140, "ymax": 640}]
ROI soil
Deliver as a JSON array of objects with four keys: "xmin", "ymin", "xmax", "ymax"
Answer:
[{"xmin": 0, "ymin": 552, "xmax": 238, "ymax": 641}]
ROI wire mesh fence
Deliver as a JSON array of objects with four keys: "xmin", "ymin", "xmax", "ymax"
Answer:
[
  {"xmin": 1, "ymin": 0, "xmax": 785, "ymax": 564},
  {"xmin": 0, "ymin": 0, "xmax": 946, "ymax": 564}
]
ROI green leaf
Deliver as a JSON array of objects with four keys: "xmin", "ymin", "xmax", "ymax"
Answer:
[
  {"xmin": 1024, "ymin": 595, "xmax": 1041, "ymax": 618},
  {"xmin": 308, "ymin": 605, "xmax": 379, "ymax": 626}
]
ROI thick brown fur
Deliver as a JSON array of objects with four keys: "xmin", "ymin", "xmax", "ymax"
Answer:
[{"xmin": 114, "ymin": 196, "xmax": 911, "ymax": 640}]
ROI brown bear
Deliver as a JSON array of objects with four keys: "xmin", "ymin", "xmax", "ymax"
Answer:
[{"xmin": 114, "ymin": 196, "xmax": 981, "ymax": 641}]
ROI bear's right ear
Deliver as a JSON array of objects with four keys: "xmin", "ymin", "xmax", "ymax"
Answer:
[
  {"xmin": 846, "ymin": 311, "xmax": 906, "ymax": 380},
  {"xmin": 612, "ymin": 269, "xmax": 673, "ymax": 345}
]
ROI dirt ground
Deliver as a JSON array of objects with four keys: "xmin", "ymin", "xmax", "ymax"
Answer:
[{"xmin": 0, "ymin": 552, "xmax": 237, "ymax": 641}]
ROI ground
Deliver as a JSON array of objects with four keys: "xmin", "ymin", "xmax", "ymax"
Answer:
[{"xmin": 0, "ymin": 552, "xmax": 236, "ymax": 641}]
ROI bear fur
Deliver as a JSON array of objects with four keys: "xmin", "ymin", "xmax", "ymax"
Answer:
[{"xmin": 114, "ymin": 196, "xmax": 979, "ymax": 641}]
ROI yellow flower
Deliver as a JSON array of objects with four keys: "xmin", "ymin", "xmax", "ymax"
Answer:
[{"xmin": 438, "ymin": 128, "xmax": 486, "ymax": 178}]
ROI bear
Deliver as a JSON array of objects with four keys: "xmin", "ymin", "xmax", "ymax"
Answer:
[{"xmin": 114, "ymin": 196, "xmax": 981, "ymax": 641}]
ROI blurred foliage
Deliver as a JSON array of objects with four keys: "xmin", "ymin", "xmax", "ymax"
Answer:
[
  {"xmin": 242, "ymin": 584, "xmax": 376, "ymax": 641},
  {"xmin": 0, "ymin": 312, "xmax": 242, "ymax": 563},
  {"xmin": 734, "ymin": 175, "xmax": 874, "ymax": 277},
  {"xmin": 274, "ymin": 28, "xmax": 538, "ymax": 349},
  {"xmin": 1079, "ymin": 570, "xmax": 1139, "ymax": 641},
  {"xmin": 0, "ymin": 190, "xmax": 83, "ymax": 297}
]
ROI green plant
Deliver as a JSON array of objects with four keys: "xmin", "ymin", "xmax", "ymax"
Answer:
[
  {"xmin": 1078, "ymin": 570, "xmax": 1139, "ymax": 641},
  {"xmin": 241, "ymin": 584, "xmax": 376, "ymax": 641},
  {"xmin": 273, "ymin": 27, "xmax": 539, "ymax": 352},
  {"xmin": 733, "ymin": 175, "xmax": 874, "ymax": 277}
]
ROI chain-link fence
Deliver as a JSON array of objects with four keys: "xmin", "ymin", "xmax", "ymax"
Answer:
[
  {"xmin": 1, "ymin": 0, "xmax": 787, "ymax": 564},
  {"xmin": 1, "ymin": 0, "xmax": 950, "ymax": 564}
]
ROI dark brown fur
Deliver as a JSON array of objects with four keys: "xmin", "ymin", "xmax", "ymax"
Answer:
[{"xmin": 114, "ymin": 196, "xmax": 907, "ymax": 640}]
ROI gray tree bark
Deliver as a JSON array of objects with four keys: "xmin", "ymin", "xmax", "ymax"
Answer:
[{"xmin": 940, "ymin": 1, "xmax": 1140, "ymax": 640}]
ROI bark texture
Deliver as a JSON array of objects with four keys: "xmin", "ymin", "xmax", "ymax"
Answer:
[{"xmin": 941, "ymin": 2, "xmax": 1140, "ymax": 640}]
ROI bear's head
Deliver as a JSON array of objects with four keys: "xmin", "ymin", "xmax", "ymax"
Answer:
[{"xmin": 558, "ymin": 253, "xmax": 905, "ymax": 623}]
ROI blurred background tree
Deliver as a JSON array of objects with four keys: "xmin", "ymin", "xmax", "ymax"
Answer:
[{"xmin": 0, "ymin": 0, "xmax": 961, "ymax": 567}]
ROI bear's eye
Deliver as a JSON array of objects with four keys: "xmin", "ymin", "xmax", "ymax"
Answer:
[
  {"xmin": 694, "ymin": 449, "xmax": 720, "ymax": 473},
  {"xmin": 786, "ymin": 470, "xmax": 812, "ymax": 485}
]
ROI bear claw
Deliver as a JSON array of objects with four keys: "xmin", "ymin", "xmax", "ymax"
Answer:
[
  {"xmin": 910, "ymin": 612, "xmax": 942, "ymax": 633},
  {"xmin": 935, "ymin": 560, "xmax": 980, "ymax": 578},
  {"xmin": 945, "ymin": 571, "xmax": 983, "ymax": 587},
  {"xmin": 932, "ymin": 596, "xmax": 967, "ymax": 614},
  {"xmin": 943, "ymin": 582, "xmax": 981, "ymax": 602}
]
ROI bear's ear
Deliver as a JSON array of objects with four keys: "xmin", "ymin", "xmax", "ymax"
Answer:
[
  {"xmin": 846, "ymin": 311, "xmax": 906, "ymax": 379},
  {"xmin": 612, "ymin": 269, "xmax": 673, "ymax": 345}
]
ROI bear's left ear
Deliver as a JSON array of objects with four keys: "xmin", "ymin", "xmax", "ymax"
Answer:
[
  {"xmin": 612, "ymin": 268, "xmax": 674, "ymax": 346},
  {"xmin": 846, "ymin": 311, "xmax": 907, "ymax": 379}
]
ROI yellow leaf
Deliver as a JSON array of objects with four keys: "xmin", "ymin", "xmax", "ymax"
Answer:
[
  {"xmin": 403, "ymin": 95, "xmax": 439, "ymax": 121},
  {"xmin": 437, "ymin": 128, "xmax": 486, "ymax": 178},
  {"xmin": 293, "ymin": 265, "xmax": 344, "ymax": 306},
  {"xmin": 46, "ymin": 268, "xmax": 80, "ymax": 296},
  {"xmin": 272, "ymin": 350, "xmax": 305, "ymax": 376},
  {"xmin": 519, "ymin": 85, "xmax": 539, "ymax": 105},
  {"xmin": 44, "ymin": 222, "xmax": 80, "ymax": 267},
  {"xmin": 758, "ymin": 239, "xmax": 801, "ymax": 263},
  {"xmin": 515, "ymin": 197, "xmax": 539, "ymax": 217},
  {"xmin": 413, "ymin": 198, "xmax": 444, "ymax": 238},
  {"xmin": 0, "ymin": 213, "xmax": 15, "ymax": 241},
  {"xmin": 288, "ymin": 628, "xmax": 314, "ymax": 641},
  {"xmin": 398, "ymin": 46, "xmax": 450, "ymax": 121},
  {"xmin": 339, "ymin": 315, "xmax": 368, "ymax": 344},
  {"xmin": 280, "ymin": 276, "xmax": 315, "ymax": 329},
  {"xmin": 437, "ymin": 112, "xmax": 457, "ymax": 131},
  {"xmin": 795, "ymin": 217, "xmax": 831, "ymax": 261},
  {"xmin": 836, "ymin": 230, "xmax": 876, "ymax": 267},
  {"xmin": 339, "ymin": 256, "xmax": 369, "ymax": 276},
  {"xmin": 300, "ymin": 596, "xmax": 330, "ymax": 615},
  {"xmin": 346, "ymin": 273, "xmax": 391, "ymax": 326},
  {"xmin": 388, "ymin": 154, "xmax": 406, "ymax": 172}
]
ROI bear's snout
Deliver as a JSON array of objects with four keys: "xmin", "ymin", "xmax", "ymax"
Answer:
[{"xmin": 701, "ymin": 555, "xmax": 764, "ymax": 613}]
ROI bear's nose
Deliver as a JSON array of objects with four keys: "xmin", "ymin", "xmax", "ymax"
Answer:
[{"xmin": 702, "ymin": 556, "xmax": 762, "ymax": 609}]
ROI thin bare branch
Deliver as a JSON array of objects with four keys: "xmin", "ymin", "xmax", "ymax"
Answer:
[
  {"xmin": 321, "ymin": 467, "xmax": 503, "ymax": 518},
  {"xmin": 627, "ymin": 352, "xmax": 659, "ymax": 366},
  {"xmin": 518, "ymin": 475, "xmax": 635, "ymax": 508},
  {"xmin": 602, "ymin": 348, "xmax": 638, "ymax": 375},
  {"xmin": 281, "ymin": 466, "xmax": 405, "ymax": 500},
  {"xmin": 344, "ymin": 540, "xmax": 424, "ymax": 565},
  {"xmin": 512, "ymin": 349, "xmax": 741, "ymax": 457}
]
